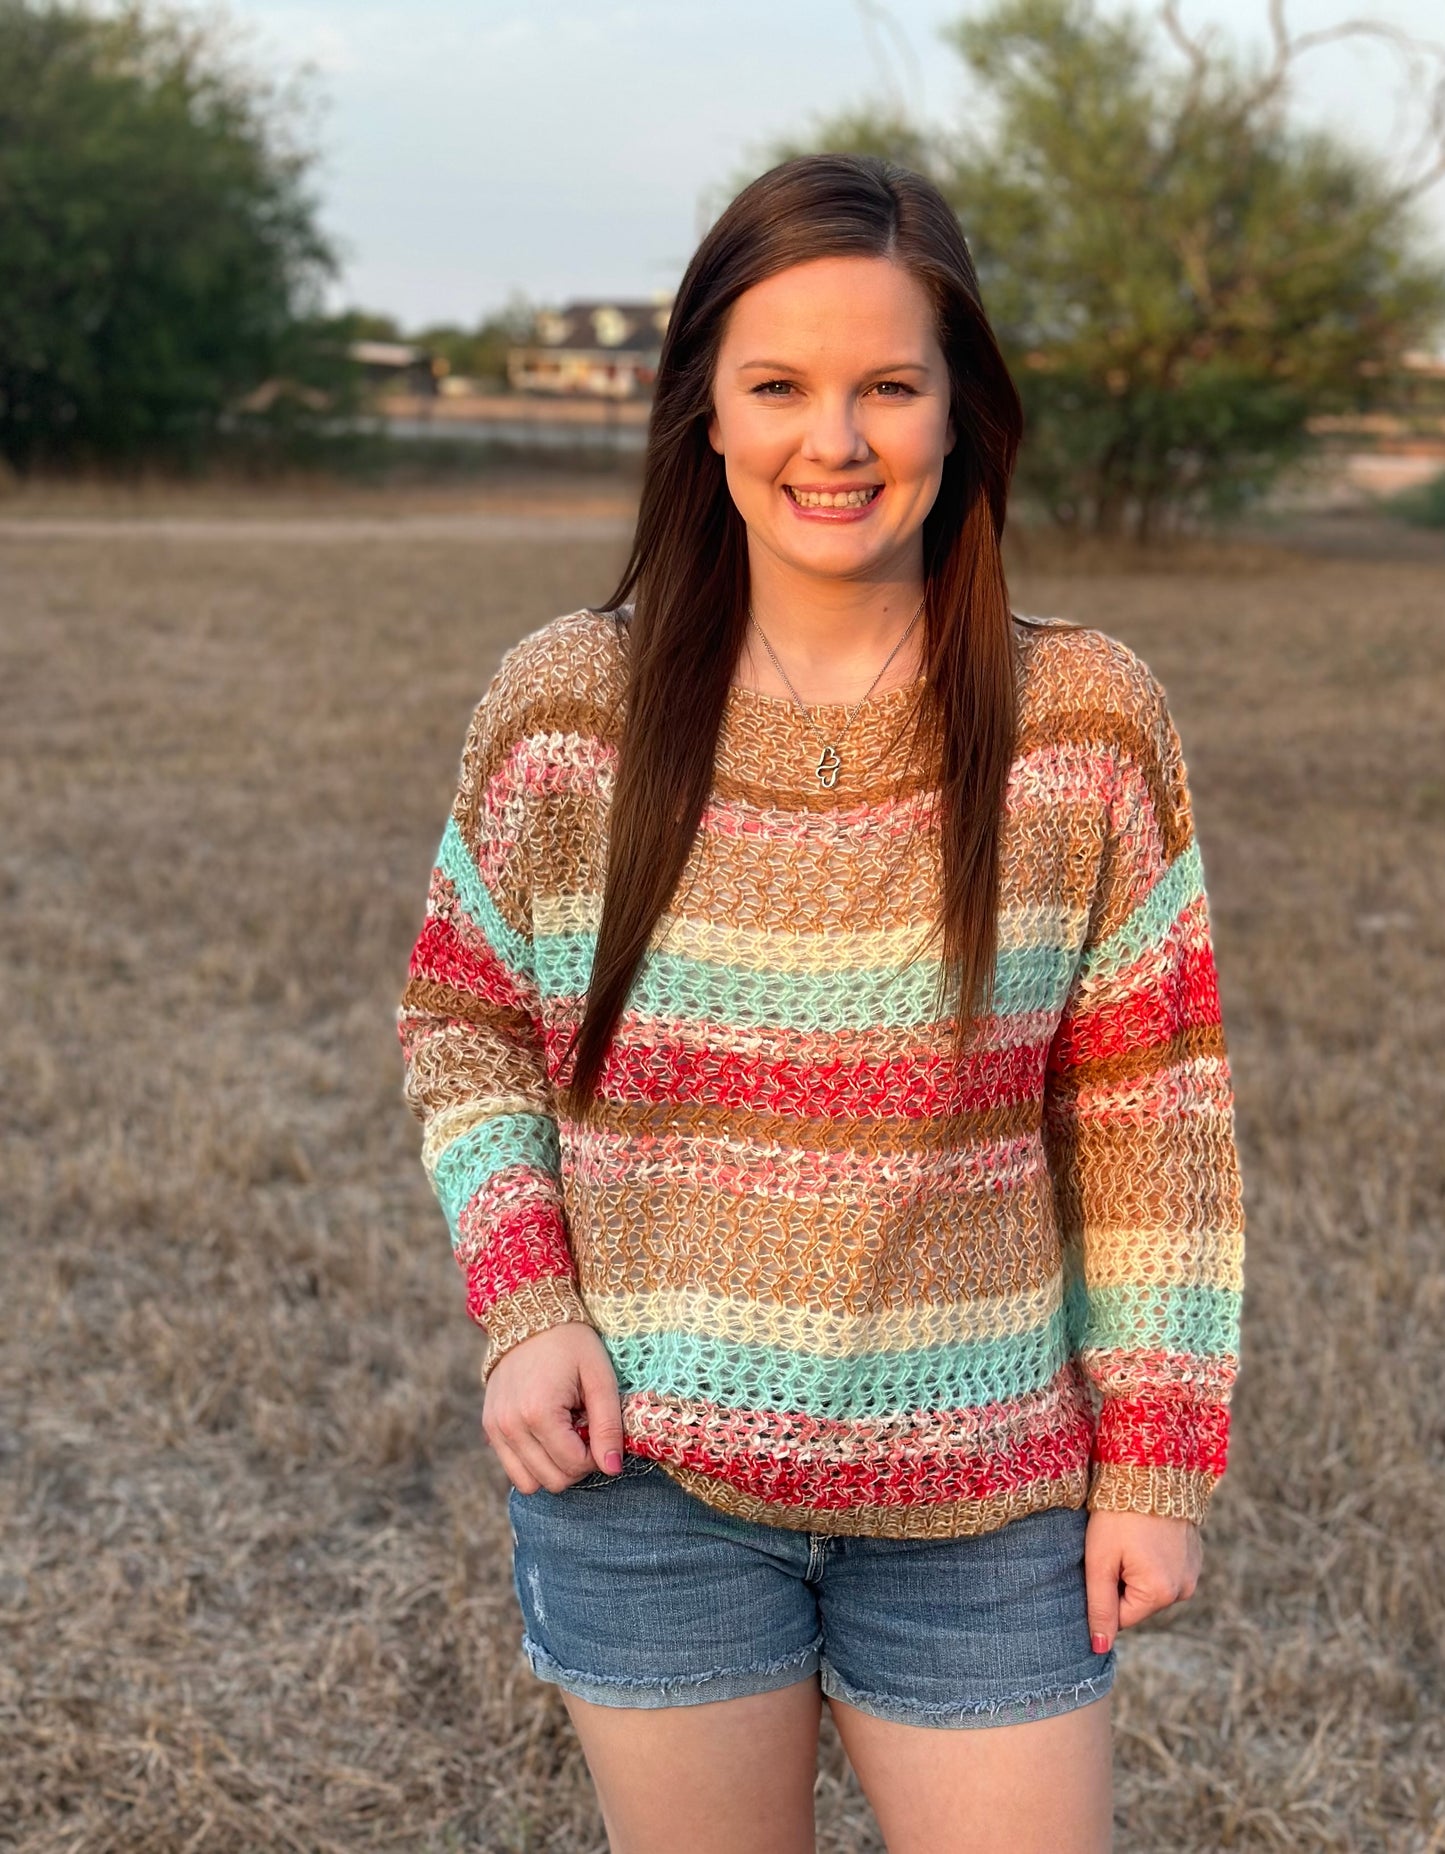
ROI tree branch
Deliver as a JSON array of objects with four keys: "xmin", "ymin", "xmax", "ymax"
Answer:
[{"xmin": 1164, "ymin": 2, "xmax": 1445, "ymax": 206}]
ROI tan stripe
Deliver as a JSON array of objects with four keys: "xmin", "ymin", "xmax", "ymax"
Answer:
[
  {"xmin": 1053, "ymin": 1109, "xmax": 1246, "ymax": 1282},
  {"xmin": 400, "ymin": 1020, "xmax": 551, "ymax": 1126},
  {"xmin": 503, "ymin": 775, "xmax": 1127, "ymax": 925},
  {"xmin": 400, "ymin": 972, "xmax": 536, "ymax": 1026},
  {"xmin": 566, "ymin": 1163, "xmax": 1062, "ymax": 1304}
]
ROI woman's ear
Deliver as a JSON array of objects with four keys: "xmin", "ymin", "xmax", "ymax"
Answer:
[
  {"xmin": 706, "ymin": 408, "xmax": 723, "ymax": 455},
  {"xmin": 944, "ymin": 412, "xmax": 957, "ymax": 456}
]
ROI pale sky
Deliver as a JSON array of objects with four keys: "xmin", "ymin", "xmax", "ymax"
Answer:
[{"xmin": 225, "ymin": 0, "xmax": 1445, "ymax": 328}]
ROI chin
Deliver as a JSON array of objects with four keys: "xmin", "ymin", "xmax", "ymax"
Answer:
[{"xmin": 785, "ymin": 534, "xmax": 894, "ymax": 575}]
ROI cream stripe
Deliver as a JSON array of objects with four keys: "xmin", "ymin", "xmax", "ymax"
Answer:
[
  {"xmin": 1080, "ymin": 1229, "xmax": 1246, "ymax": 1293},
  {"xmin": 585, "ymin": 1278, "xmax": 1064, "ymax": 1353},
  {"xmin": 534, "ymin": 895, "xmax": 1088, "ymax": 967},
  {"xmin": 420, "ymin": 1092, "xmax": 549, "ymax": 1170},
  {"xmin": 570, "ymin": 1123, "xmax": 1048, "ymax": 1198}
]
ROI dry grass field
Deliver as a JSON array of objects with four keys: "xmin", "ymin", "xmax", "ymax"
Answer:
[{"xmin": 1, "ymin": 481, "xmax": 1441, "ymax": 1852}]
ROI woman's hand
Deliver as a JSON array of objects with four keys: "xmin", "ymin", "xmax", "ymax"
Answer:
[
  {"xmin": 1084, "ymin": 1509, "xmax": 1202, "ymax": 1653},
  {"xmin": 482, "ymin": 1324, "xmax": 627, "ymax": 1494}
]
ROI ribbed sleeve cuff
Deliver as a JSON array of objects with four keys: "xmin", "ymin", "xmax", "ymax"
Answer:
[
  {"xmin": 1086, "ymin": 1460, "xmax": 1220, "ymax": 1528},
  {"xmin": 477, "ymin": 1277, "xmax": 596, "ymax": 1384}
]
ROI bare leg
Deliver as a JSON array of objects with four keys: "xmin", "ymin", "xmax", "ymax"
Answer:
[
  {"xmin": 828, "ymin": 1689, "xmax": 1114, "ymax": 1854},
  {"xmin": 560, "ymin": 1675, "xmax": 825, "ymax": 1854}
]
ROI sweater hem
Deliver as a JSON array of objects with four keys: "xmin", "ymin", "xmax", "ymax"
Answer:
[
  {"xmin": 478, "ymin": 1279, "xmax": 596, "ymax": 1383},
  {"xmin": 652, "ymin": 1462, "xmax": 1090, "ymax": 1538},
  {"xmin": 1086, "ymin": 1461, "xmax": 1219, "ymax": 1528}
]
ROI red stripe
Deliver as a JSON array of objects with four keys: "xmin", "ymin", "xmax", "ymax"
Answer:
[
  {"xmin": 1050, "ymin": 931, "xmax": 1222, "ymax": 1070},
  {"xmin": 462, "ymin": 1200, "xmax": 573, "ymax": 1309},
  {"xmin": 410, "ymin": 910, "xmax": 528, "ymax": 1015},
  {"xmin": 548, "ymin": 1028, "xmax": 1047, "ymax": 1121},
  {"xmin": 1093, "ymin": 1396, "xmax": 1230, "ymax": 1475},
  {"xmin": 619, "ymin": 1403, "xmax": 1097, "ymax": 1512}
]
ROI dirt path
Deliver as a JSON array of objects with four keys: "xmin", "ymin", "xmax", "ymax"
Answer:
[
  {"xmin": 0, "ymin": 511, "xmax": 635, "ymax": 543},
  {"xmin": 3, "ymin": 505, "xmax": 1440, "ymax": 560}
]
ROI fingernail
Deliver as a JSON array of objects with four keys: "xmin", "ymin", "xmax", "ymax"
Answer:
[
  {"xmin": 604, "ymin": 1450, "xmax": 623, "ymax": 1473},
  {"xmin": 1091, "ymin": 1633, "xmax": 1111, "ymax": 1655}
]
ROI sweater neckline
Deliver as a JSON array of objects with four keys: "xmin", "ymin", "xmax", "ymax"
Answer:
[
  {"xmin": 716, "ymin": 670, "xmax": 932, "ymax": 804},
  {"xmin": 726, "ymin": 672, "xmax": 928, "ymax": 716}
]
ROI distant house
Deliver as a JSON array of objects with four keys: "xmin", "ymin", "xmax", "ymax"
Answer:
[
  {"xmin": 508, "ymin": 300, "xmax": 671, "ymax": 399},
  {"xmin": 349, "ymin": 340, "xmax": 441, "ymax": 398},
  {"xmin": 1399, "ymin": 348, "xmax": 1445, "ymax": 414}
]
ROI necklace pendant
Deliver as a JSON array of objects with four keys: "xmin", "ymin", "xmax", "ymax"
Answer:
[{"xmin": 815, "ymin": 743, "xmax": 842, "ymax": 789}]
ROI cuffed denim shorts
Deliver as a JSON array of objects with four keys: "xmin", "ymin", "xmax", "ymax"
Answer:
[{"xmin": 507, "ymin": 1451, "xmax": 1116, "ymax": 1728}]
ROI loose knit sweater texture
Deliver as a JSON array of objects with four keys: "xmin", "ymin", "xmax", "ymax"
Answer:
[{"xmin": 397, "ymin": 606, "xmax": 1246, "ymax": 1539}]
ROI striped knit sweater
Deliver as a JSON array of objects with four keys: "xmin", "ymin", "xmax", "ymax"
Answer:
[{"xmin": 397, "ymin": 606, "xmax": 1245, "ymax": 1538}]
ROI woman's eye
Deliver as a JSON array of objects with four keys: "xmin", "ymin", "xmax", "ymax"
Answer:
[
  {"xmin": 872, "ymin": 381, "xmax": 916, "ymax": 398},
  {"xmin": 752, "ymin": 380, "xmax": 795, "ymax": 398}
]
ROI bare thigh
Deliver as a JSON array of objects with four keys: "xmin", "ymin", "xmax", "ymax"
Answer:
[
  {"xmin": 828, "ymin": 1688, "xmax": 1114, "ymax": 1854},
  {"xmin": 560, "ymin": 1674, "xmax": 824, "ymax": 1854}
]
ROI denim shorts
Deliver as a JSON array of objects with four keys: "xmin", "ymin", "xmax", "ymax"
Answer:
[{"xmin": 507, "ymin": 1452, "xmax": 1116, "ymax": 1728}]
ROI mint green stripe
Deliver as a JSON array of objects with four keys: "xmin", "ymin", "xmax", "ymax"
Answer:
[
  {"xmin": 604, "ymin": 1304, "xmax": 1072, "ymax": 1418},
  {"xmin": 1079, "ymin": 1282, "xmax": 1241, "ymax": 1357},
  {"xmin": 437, "ymin": 815, "xmax": 534, "ymax": 978},
  {"xmin": 535, "ymin": 935, "xmax": 1078, "ymax": 1028},
  {"xmin": 1078, "ymin": 842, "xmax": 1205, "ymax": 986},
  {"xmin": 431, "ymin": 1111, "xmax": 559, "ymax": 1233}
]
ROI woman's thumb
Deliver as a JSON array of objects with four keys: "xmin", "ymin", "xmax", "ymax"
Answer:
[{"xmin": 578, "ymin": 1354, "xmax": 626, "ymax": 1474}]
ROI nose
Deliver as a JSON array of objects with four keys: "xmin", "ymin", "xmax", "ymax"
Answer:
[{"xmin": 799, "ymin": 392, "xmax": 872, "ymax": 470}]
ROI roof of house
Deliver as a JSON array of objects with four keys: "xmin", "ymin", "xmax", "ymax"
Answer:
[
  {"xmin": 524, "ymin": 300, "xmax": 671, "ymax": 354},
  {"xmin": 349, "ymin": 340, "xmax": 429, "ymax": 369}
]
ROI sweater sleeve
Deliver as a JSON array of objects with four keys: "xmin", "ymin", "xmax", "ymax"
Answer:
[
  {"xmin": 1042, "ymin": 662, "xmax": 1245, "ymax": 1528},
  {"xmin": 396, "ymin": 663, "xmax": 594, "ymax": 1383}
]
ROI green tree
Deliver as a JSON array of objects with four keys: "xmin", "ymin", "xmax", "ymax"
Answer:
[
  {"xmin": 415, "ymin": 297, "xmax": 538, "ymax": 390},
  {"xmin": 338, "ymin": 310, "xmax": 409, "ymax": 345},
  {"xmin": 0, "ymin": 0, "xmax": 337, "ymax": 468},
  {"xmin": 756, "ymin": 0, "xmax": 1445, "ymax": 538}
]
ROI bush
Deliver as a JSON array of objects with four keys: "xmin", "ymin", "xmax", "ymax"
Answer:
[
  {"xmin": 0, "ymin": 1, "xmax": 337, "ymax": 470},
  {"xmin": 1385, "ymin": 468, "xmax": 1445, "ymax": 530}
]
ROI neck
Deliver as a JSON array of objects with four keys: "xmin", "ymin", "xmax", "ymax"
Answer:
[{"xmin": 740, "ymin": 548, "xmax": 927, "ymax": 704}]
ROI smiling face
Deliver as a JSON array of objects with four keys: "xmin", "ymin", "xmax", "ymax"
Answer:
[{"xmin": 706, "ymin": 253, "xmax": 956, "ymax": 590}]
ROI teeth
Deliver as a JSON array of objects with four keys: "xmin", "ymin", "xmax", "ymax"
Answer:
[{"xmin": 788, "ymin": 486, "xmax": 879, "ymax": 509}]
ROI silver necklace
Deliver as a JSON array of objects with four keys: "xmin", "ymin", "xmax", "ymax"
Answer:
[{"xmin": 746, "ymin": 598, "xmax": 925, "ymax": 790}]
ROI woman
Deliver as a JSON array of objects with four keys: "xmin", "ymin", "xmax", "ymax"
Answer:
[{"xmin": 398, "ymin": 154, "xmax": 1245, "ymax": 1854}]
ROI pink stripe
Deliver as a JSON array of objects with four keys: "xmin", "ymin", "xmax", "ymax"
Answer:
[
  {"xmin": 488, "ymin": 736, "xmax": 1118, "ymax": 846},
  {"xmin": 1083, "ymin": 1349, "xmax": 1239, "ymax": 1401},
  {"xmin": 460, "ymin": 1194, "xmax": 571, "ymax": 1304},
  {"xmin": 566, "ymin": 1119, "xmax": 1048, "ymax": 1199},
  {"xmin": 616, "ymin": 1365, "xmax": 1097, "ymax": 1510},
  {"xmin": 1072, "ymin": 1052, "xmax": 1235, "ymax": 1119}
]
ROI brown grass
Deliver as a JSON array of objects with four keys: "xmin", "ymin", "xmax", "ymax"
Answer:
[{"xmin": 1, "ymin": 485, "xmax": 1441, "ymax": 1852}]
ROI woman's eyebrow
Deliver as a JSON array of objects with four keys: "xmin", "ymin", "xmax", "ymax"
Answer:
[{"xmin": 734, "ymin": 357, "xmax": 933, "ymax": 373}]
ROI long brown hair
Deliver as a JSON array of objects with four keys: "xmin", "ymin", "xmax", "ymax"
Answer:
[{"xmin": 560, "ymin": 152, "xmax": 1024, "ymax": 1119}]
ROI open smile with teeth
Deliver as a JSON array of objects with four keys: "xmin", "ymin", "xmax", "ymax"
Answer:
[{"xmin": 785, "ymin": 484, "xmax": 883, "ymax": 509}]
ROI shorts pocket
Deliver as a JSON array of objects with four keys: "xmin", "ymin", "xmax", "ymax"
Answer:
[{"xmin": 560, "ymin": 1450, "xmax": 659, "ymax": 1492}]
